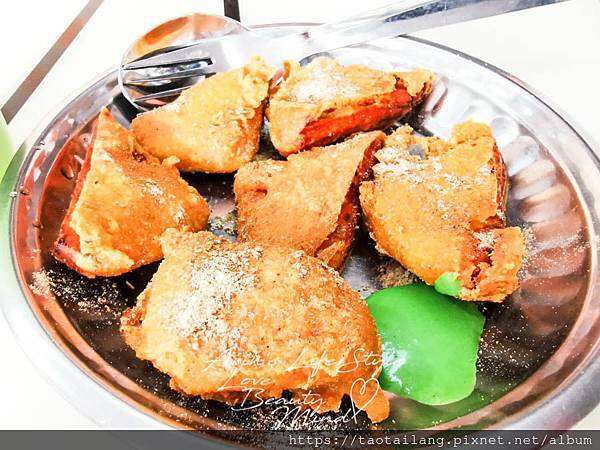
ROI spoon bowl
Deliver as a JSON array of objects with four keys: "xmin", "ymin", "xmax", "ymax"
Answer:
[{"xmin": 119, "ymin": 13, "xmax": 249, "ymax": 111}]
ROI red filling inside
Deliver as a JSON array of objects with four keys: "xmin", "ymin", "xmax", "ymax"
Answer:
[
  {"xmin": 316, "ymin": 136, "xmax": 383, "ymax": 270},
  {"xmin": 299, "ymin": 84, "xmax": 414, "ymax": 152},
  {"xmin": 53, "ymin": 121, "xmax": 98, "ymax": 271}
]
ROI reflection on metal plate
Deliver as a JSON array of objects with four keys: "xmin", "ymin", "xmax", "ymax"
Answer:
[{"xmin": 3, "ymin": 25, "xmax": 600, "ymax": 440}]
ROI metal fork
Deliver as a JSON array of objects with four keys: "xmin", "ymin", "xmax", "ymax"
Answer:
[{"xmin": 120, "ymin": 0, "xmax": 567, "ymax": 110}]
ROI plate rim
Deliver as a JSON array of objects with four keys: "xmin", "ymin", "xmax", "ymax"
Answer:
[{"xmin": 2, "ymin": 25, "xmax": 600, "ymax": 434}]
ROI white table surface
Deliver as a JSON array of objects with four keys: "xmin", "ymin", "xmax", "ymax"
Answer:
[{"xmin": 1, "ymin": 0, "xmax": 599, "ymax": 430}]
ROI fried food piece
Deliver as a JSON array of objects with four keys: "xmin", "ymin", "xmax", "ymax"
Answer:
[
  {"xmin": 234, "ymin": 131, "xmax": 385, "ymax": 270},
  {"xmin": 359, "ymin": 121, "xmax": 525, "ymax": 302},
  {"xmin": 267, "ymin": 57, "xmax": 434, "ymax": 157},
  {"xmin": 54, "ymin": 108, "xmax": 209, "ymax": 278},
  {"xmin": 131, "ymin": 56, "xmax": 275, "ymax": 173},
  {"xmin": 121, "ymin": 230, "xmax": 389, "ymax": 423}
]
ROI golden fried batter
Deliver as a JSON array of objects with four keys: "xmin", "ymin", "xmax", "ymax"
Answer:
[
  {"xmin": 131, "ymin": 56, "xmax": 275, "ymax": 173},
  {"xmin": 121, "ymin": 230, "xmax": 389, "ymax": 423},
  {"xmin": 54, "ymin": 108, "xmax": 209, "ymax": 277},
  {"xmin": 234, "ymin": 132, "xmax": 384, "ymax": 270},
  {"xmin": 267, "ymin": 57, "xmax": 434, "ymax": 156},
  {"xmin": 359, "ymin": 121, "xmax": 524, "ymax": 302}
]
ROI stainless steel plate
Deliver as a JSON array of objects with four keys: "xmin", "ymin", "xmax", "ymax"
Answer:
[{"xmin": 2, "ymin": 22, "xmax": 600, "ymax": 441}]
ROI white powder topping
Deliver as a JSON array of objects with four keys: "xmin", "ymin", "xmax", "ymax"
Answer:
[
  {"xmin": 292, "ymin": 68, "xmax": 360, "ymax": 103},
  {"xmin": 442, "ymin": 173, "xmax": 463, "ymax": 188},
  {"xmin": 209, "ymin": 110, "xmax": 226, "ymax": 126},
  {"xmin": 478, "ymin": 164, "xmax": 491, "ymax": 175},
  {"xmin": 30, "ymin": 270, "xmax": 51, "ymax": 297},
  {"xmin": 313, "ymin": 260, "xmax": 344, "ymax": 286},
  {"xmin": 162, "ymin": 245, "xmax": 263, "ymax": 371},
  {"xmin": 474, "ymin": 231, "xmax": 496, "ymax": 249},
  {"xmin": 373, "ymin": 142, "xmax": 495, "ymax": 203},
  {"xmin": 374, "ymin": 159, "xmax": 426, "ymax": 185},
  {"xmin": 519, "ymin": 226, "xmax": 536, "ymax": 278},
  {"xmin": 173, "ymin": 206, "xmax": 186, "ymax": 224},
  {"xmin": 141, "ymin": 181, "xmax": 192, "ymax": 225},
  {"xmin": 143, "ymin": 181, "xmax": 165, "ymax": 199},
  {"xmin": 96, "ymin": 150, "xmax": 115, "ymax": 163},
  {"xmin": 377, "ymin": 260, "xmax": 418, "ymax": 288},
  {"xmin": 437, "ymin": 199, "xmax": 450, "ymax": 213},
  {"xmin": 291, "ymin": 251, "xmax": 308, "ymax": 278}
]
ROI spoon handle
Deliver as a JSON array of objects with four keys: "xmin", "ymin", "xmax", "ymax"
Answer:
[{"xmin": 288, "ymin": 0, "xmax": 568, "ymax": 57}]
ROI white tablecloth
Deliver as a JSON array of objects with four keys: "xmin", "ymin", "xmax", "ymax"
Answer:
[{"xmin": 1, "ymin": 0, "xmax": 599, "ymax": 430}]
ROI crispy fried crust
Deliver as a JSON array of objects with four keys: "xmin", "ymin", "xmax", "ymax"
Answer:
[
  {"xmin": 131, "ymin": 56, "xmax": 275, "ymax": 173},
  {"xmin": 359, "ymin": 121, "xmax": 524, "ymax": 302},
  {"xmin": 120, "ymin": 230, "xmax": 389, "ymax": 423},
  {"xmin": 234, "ymin": 131, "xmax": 384, "ymax": 270},
  {"xmin": 53, "ymin": 108, "xmax": 210, "ymax": 277},
  {"xmin": 267, "ymin": 57, "xmax": 434, "ymax": 156}
]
